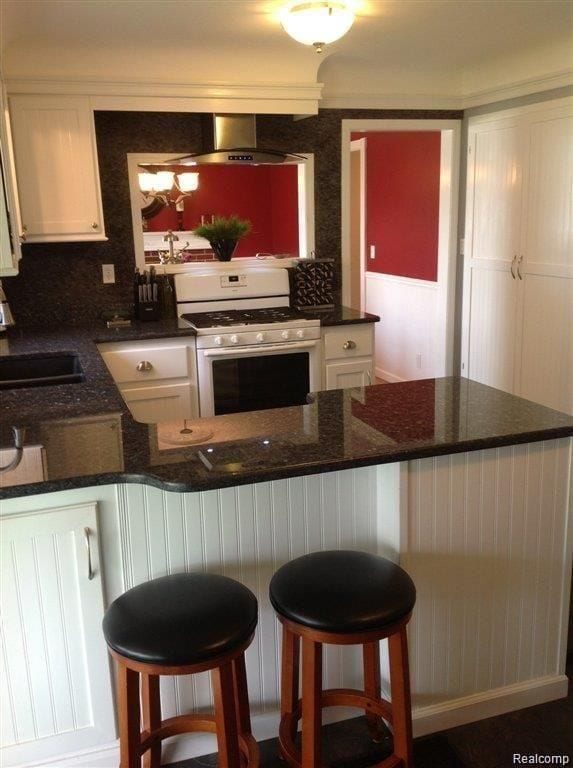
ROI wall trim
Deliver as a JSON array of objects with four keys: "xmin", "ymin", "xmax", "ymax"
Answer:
[
  {"xmin": 412, "ymin": 674, "xmax": 570, "ymax": 738},
  {"xmin": 320, "ymin": 70, "xmax": 573, "ymax": 111},
  {"xmin": 4, "ymin": 79, "xmax": 323, "ymax": 114},
  {"xmin": 365, "ymin": 271, "xmax": 439, "ymax": 290}
]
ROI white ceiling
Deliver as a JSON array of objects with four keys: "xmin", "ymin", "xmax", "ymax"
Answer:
[{"xmin": 1, "ymin": 0, "xmax": 572, "ymax": 107}]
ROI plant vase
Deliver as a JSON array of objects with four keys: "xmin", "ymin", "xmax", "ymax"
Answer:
[{"xmin": 210, "ymin": 238, "xmax": 238, "ymax": 262}]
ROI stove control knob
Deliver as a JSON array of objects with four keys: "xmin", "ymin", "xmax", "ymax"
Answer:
[
  {"xmin": 214, "ymin": 336, "xmax": 223, "ymax": 346},
  {"xmin": 229, "ymin": 334, "xmax": 238, "ymax": 345},
  {"xmin": 281, "ymin": 330, "xmax": 290, "ymax": 340},
  {"xmin": 296, "ymin": 329, "xmax": 304, "ymax": 339},
  {"xmin": 256, "ymin": 332, "xmax": 265, "ymax": 343}
]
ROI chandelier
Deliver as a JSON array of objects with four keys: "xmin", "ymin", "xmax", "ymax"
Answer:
[
  {"xmin": 279, "ymin": 1, "xmax": 355, "ymax": 53},
  {"xmin": 139, "ymin": 171, "xmax": 199, "ymax": 228}
]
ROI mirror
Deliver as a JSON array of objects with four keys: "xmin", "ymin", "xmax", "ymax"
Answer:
[{"xmin": 128, "ymin": 152, "xmax": 315, "ymax": 270}]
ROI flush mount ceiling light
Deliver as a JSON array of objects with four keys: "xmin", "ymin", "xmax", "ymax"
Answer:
[{"xmin": 279, "ymin": 1, "xmax": 355, "ymax": 53}]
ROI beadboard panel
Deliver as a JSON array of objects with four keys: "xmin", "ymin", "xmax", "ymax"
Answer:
[
  {"xmin": 116, "ymin": 469, "xmax": 378, "ymax": 723},
  {"xmin": 0, "ymin": 503, "xmax": 115, "ymax": 766},
  {"xmin": 403, "ymin": 440, "xmax": 572, "ymax": 712}
]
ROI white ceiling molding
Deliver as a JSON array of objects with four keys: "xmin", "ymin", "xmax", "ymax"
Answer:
[
  {"xmin": 320, "ymin": 93, "xmax": 464, "ymax": 110},
  {"xmin": 4, "ymin": 79, "xmax": 324, "ymax": 115},
  {"xmin": 460, "ymin": 69, "xmax": 573, "ymax": 109}
]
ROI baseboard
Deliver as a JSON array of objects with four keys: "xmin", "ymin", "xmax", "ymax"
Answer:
[
  {"xmin": 375, "ymin": 367, "xmax": 405, "ymax": 383},
  {"xmin": 14, "ymin": 677, "xmax": 568, "ymax": 767},
  {"xmin": 412, "ymin": 674, "xmax": 570, "ymax": 737}
]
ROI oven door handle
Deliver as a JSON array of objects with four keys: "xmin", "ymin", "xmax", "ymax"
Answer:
[{"xmin": 201, "ymin": 340, "xmax": 319, "ymax": 357}]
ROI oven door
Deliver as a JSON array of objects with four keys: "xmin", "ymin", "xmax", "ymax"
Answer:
[{"xmin": 197, "ymin": 340, "xmax": 321, "ymax": 417}]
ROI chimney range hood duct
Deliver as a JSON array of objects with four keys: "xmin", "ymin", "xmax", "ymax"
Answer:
[{"xmin": 171, "ymin": 114, "xmax": 305, "ymax": 165}]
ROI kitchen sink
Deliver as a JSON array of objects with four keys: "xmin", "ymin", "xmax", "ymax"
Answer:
[{"xmin": 0, "ymin": 353, "xmax": 85, "ymax": 389}]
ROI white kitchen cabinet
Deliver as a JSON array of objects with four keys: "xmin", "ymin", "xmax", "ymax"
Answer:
[
  {"xmin": 0, "ymin": 501, "xmax": 116, "ymax": 766},
  {"xmin": 461, "ymin": 98, "xmax": 573, "ymax": 414},
  {"xmin": 0, "ymin": 83, "xmax": 22, "ymax": 275},
  {"xmin": 323, "ymin": 323, "xmax": 374, "ymax": 390},
  {"xmin": 98, "ymin": 337, "xmax": 199, "ymax": 423},
  {"xmin": 8, "ymin": 95, "xmax": 106, "ymax": 242}
]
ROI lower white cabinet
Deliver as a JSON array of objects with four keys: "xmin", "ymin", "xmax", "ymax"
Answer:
[
  {"xmin": 98, "ymin": 337, "xmax": 199, "ymax": 423},
  {"xmin": 323, "ymin": 323, "xmax": 374, "ymax": 390},
  {"xmin": 0, "ymin": 501, "xmax": 116, "ymax": 766}
]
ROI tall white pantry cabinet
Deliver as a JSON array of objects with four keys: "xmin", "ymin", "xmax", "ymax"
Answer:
[{"xmin": 461, "ymin": 98, "xmax": 573, "ymax": 414}]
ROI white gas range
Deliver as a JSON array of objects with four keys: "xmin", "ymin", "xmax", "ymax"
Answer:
[{"xmin": 174, "ymin": 267, "xmax": 321, "ymax": 416}]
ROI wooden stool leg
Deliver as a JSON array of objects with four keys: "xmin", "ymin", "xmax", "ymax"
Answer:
[
  {"xmin": 141, "ymin": 673, "xmax": 161, "ymax": 768},
  {"xmin": 117, "ymin": 664, "xmax": 141, "ymax": 768},
  {"xmin": 212, "ymin": 661, "xmax": 242, "ymax": 768},
  {"xmin": 281, "ymin": 625, "xmax": 300, "ymax": 743},
  {"xmin": 363, "ymin": 641, "xmax": 384, "ymax": 741},
  {"xmin": 301, "ymin": 637, "xmax": 322, "ymax": 768},
  {"xmin": 232, "ymin": 652, "xmax": 253, "ymax": 737},
  {"xmin": 388, "ymin": 626, "xmax": 414, "ymax": 768}
]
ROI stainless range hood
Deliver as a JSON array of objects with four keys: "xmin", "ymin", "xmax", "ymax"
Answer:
[{"xmin": 171, "ymin": 114, "xmax": 305, "ymax": 165}]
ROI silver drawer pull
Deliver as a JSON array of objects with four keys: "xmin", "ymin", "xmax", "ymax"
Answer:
[
  {"xmin": 343, "ymin": 340, "xmax": 356, "ymax": 350},
  {"xmin": 91, "ymin": 222, "xmax": 99, "ymax": 229},
  {"xmin": 84, "ymin": 527, "xmax": 94, "ymax": 581},
  {"xmin": 136, "ymin": 360, "xmax": 153, "ymax": 372}
]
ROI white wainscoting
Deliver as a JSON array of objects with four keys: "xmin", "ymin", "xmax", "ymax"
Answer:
[
  {"xmin": 364, "ymin": 272, "xmax": 441, "ymax": 382},
  {"xmin": 403, "ymin": 439, "xmax": 572, "ymax": 735}
]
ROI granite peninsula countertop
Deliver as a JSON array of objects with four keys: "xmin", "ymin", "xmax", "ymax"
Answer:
[{"xmin": 1, "ymin": 317, "xmax": 572, "ymax": 500}]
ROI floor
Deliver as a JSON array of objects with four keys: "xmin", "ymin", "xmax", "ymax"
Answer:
[{"xmin": 167, "ymin": 660, "xmax": 572, "ymax": 768}]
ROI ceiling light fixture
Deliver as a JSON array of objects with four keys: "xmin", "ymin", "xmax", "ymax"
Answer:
[{"xmin": 279, "ymin": 0, "xmax": 355, "ymax": 53}]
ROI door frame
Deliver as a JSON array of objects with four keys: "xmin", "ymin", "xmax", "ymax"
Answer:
[
  {"xmin": 341, "ymin": 119, "xmax": 461, "ymax": 376},
  {"xmin": 349, "ymin": 137, "xmax": 367, "ymax": 312}
]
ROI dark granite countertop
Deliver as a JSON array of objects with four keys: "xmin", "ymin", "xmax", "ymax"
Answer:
[
  {"xmin": 299, "ymin": 305, "xmax": 380, "ymax": 325},
  {"xmin": 1, "ymin": 319, "xmax": 572, "ymax": 501}
]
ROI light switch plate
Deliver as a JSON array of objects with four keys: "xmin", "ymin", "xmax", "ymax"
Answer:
[
  {"xmin": 102, "ymin": 264, "xmax": 115, "ymax": 284},
  {"xmin": 369, "ymin": 245, "xmax": 376, "ymax": 260}
]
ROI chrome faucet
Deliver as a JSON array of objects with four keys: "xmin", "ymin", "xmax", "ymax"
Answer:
[{"xmin": 163, "ymin": 230, "xmax": 179, "ymax": 262}]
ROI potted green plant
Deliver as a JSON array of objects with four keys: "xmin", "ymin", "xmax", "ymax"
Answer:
[{"xmin": 193, "ymin": 215, "xmax": 252, "ymax": 261}]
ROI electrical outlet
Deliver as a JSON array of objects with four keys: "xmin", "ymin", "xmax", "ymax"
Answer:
[
  {"xmin": 369, "ymin": 244, "xmax": 376, "ymax": 260},
  {"xmin": 102, "ymin": 264, "xmax": 115, "ymax": 284}
]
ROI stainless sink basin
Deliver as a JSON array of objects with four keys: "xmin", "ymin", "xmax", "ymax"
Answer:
[{"xmin": 0, "ymin": 353, "xmax": 85, "ymax": 389}]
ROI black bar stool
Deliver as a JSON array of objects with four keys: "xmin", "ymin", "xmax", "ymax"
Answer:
[
  {"xmin": 269, "ymin": 550, "xmax": 416, "ymax": 768},
  {"xmin": 102, "ymin": 572, "xmax": 260, "ymax": 768}
]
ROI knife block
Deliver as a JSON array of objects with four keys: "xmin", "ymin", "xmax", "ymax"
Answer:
[{"xmin": 136, "ymin": 301, "xmax": 159, "ymax": 321}]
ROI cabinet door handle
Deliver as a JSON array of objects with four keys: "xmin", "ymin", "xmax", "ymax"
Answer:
[
  {"xmin": 366, "ymin": 369, "xmax": 372, "ymax": 384},
  {"xmin": 84, "ymin": 527, "xmax": 94, "ymax": 581},
  {"xmin": 517, "ymin": 254, "xmax": 523, "ymax": 280},
  {"xmin": 343, "ymin": 340, "xmax": 356, "ymax": 350},
  {"xmin": 510, "ymin": 255, "xmax": 517, "ymax": 280},
  {"xmin": 91, "ymin": 222, "xmax": 99, "ymax": 230},
  {"xmin": 136, "ymin": 360, "xmax": 153, "ymax": 372},
  {"xmin": 20, "ymin": 226, "xmax": 27, "ymax": 242}
]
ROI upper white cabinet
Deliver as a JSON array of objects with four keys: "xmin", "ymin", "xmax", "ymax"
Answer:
[
  {"xmin": 8, "ymin": 95, "xmax": 106, "ymax": 242},
  {"xmin": 461, "ymin": 98, "xmax": 573, "ymax": 414},
  {"xmin": 0, "ymin": 83, "xmax": 22, "ymax": 275}
]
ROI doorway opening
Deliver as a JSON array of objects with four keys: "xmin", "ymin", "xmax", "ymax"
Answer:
[{"xmin": 342, "ymin": 120, "xmax": 460, "ymax": 382}]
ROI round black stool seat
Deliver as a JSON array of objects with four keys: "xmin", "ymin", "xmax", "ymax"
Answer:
[
  {"xmin": 269, "ymin": 550, "xmax": 416, "ymax": 634},
  {"xmin": 103, "ymin": 572, "xmax": 258, "ymax": 666}
]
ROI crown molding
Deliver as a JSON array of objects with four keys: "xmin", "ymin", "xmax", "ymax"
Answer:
[
  {"xmin": 319, "ymin": 93, "xmax": 464, "ymax": 111},
  {"xmin": 4, "ymin": 78, "xmax": 323, "ymax": 114},
  {"xmin": 460, "ymin": 69, "xmax": 573, "ymax": 109}
]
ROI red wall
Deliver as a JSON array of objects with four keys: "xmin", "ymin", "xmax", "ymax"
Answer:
[
  {"xmin": 351, "ymin": 132, "xmax": 441, "ymax": 281},
  {"xmin": 146, "ymin": 164, "xmax": 299, "ymax": 257}
]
